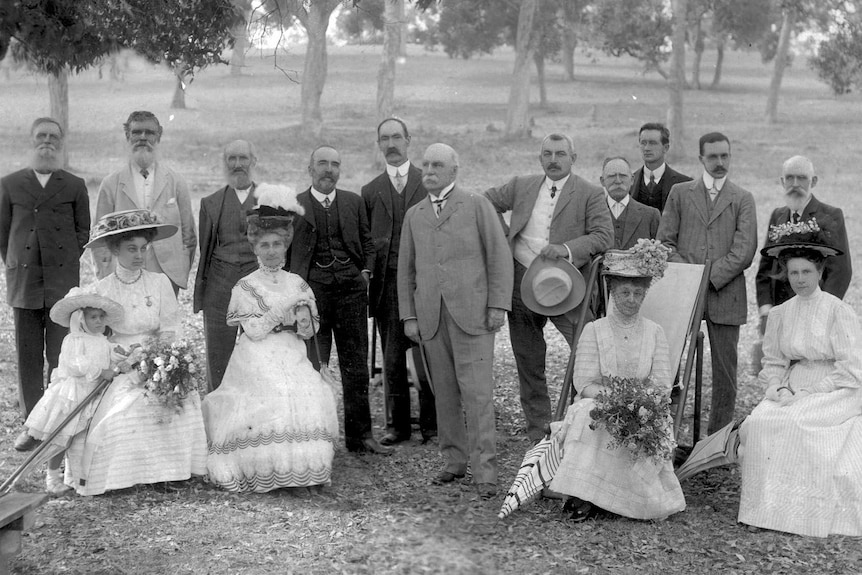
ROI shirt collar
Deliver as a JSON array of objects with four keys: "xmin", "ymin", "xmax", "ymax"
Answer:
[
  {"xmin": 644, "ymin": 163, "xmax": 666, "ymax": 184},
  {"xmin": 702, "ymin": 172, "xmax": 726, "ymax": 191},
  {"xmin": 430, "ymin": 182, "xmax": 456, "ymax": 201},
  {"xmin": 311, "ymin": 187, "xmax": 336, "ymax": 204},
  {"xmin": 544, "ymin": 174, "xmax": 570, "ymax": 192},
  {"xmin": 386, "ymin": 161, "xmax": 410, "ymax": 178},
  {"xmin": 606, "ymin": 192, "xmax": 630, "ymax": 208}
]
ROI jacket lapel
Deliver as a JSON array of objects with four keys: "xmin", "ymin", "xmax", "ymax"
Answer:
[
  {"xmin": 149, "ymin": 163, "xmax": 169, "ymax": 207},
  {"xmin": 689, "ymin": 179, "xmax": 710, "ymax": 224},
  {"xmin": 118, "ymin": 165, "xmax": 140, "ymax": 207},
  {"xmin": 376, "ymin": 176, "xmax": 394, "ymax": 219},
  {"xmin": 620, "ymin": 203, "xmax": 638, "ymax": 248},
  {"xmin": 34, "ymin": 170, "xmax": 66, "ymax": 207},
  {"xmin": 551, "ymin": 175, "xmax": 575, "ymax": 222},
  {"xmin": 708, "ymin": 180, "xmax": 735, "ymax": 224},
  {"xmin": 404, "ymin": 167, "xmax": 422, "ymax": 207},
  {"xmin": 298, "ymin": 189, "xmax": 316, "ymax": 230},
  {"xmin": 802, "ymin": 195, "xmax": 821, "ymax": 221},
  {"xmin": 435, "ymin": 187, "xmax": 460, "ymax": 227}
]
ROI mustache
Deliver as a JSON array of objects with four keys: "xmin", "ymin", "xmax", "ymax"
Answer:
[{"xmin": 386, "ymin": 147, "xmax": 401, "ymax": 155}]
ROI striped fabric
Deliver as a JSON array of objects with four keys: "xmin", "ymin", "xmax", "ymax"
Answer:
[{"xmin": 499, "ymin": 437, "xmax": 562, "ymax": 519}]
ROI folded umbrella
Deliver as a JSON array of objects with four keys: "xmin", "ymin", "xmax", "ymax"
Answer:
[
  {"xmin": 498, "ymin": 436, "xmax": 562, "ymax": 519},
  {"xmin": 675, "ymin": 419, "xmax": 741, "ymax": 482}
]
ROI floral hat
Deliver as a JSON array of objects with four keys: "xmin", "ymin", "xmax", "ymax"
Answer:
[
  {"xmin": 761, "ymin": 217, "xmax": 842, "ymax": 258},
  {"xmin": 603, "ymin": 239, "xmax": 671, "ymax": 282},
  {"xmin": 248, "ymin": 184, "xmax": 304, "ymax": 229},
  {"xmin": 84, "ymin": 209, "xmax": 178, "ymax": 249},
  {"xmin": 49, "ymin": 286, "xmax": 124, "ymax": 328}
]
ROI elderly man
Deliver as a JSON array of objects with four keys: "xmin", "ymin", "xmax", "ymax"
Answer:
[
  {"xmin": 398, "ymin": 143, "xmax": 513, "ymax": 499},
  {"xmin": 658, "ymin": 132, "xmax": 757, "ymax": 434},
  {"xmin": 0, "ymin": 118, "xmax": 90, "ymax": 450},
  {"xmin": 601, "ymin": 156, "xmax": 660, "ymax": 250},
  {"xmin": 194, "ymin": 140, "xmax": 260, "ymax": 391},
  {"xmin": 93, "ymin": 111, "xmax": 196, "ymax": 293},
  {"xmin": 361, "ymin": 117, "xmax": 436, "ymax": 445},
  {"xmin": 290, "ymin": 145, "xmax": 391, "ymax": 455},
  {"xmin": 630, "ymin": 122, "xmax": 692, "ymax": 213},
  {"xmin": 484, "ymin": 133, "xmax": 613, "ymax": 442}
]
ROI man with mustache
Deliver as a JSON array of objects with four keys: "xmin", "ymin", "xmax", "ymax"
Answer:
[
  {"xmin": 194, "ymin": 140, "xmax": 261, "ymax": 391},
  {"xmin": 601, "ymin": 156, "xmax": 660, "ymax": 249},
  {"xmin": 290, "ymin": 145, "xmax": 392, "ymax": 454},
  {"xmin": 658, "ymin": 132, "xmax": 758, "ymax": 434},
  {"xmin": 361, "ymin": 118, "xmax": 436, "ymax": 446},
  {"xmin": 93, "ymin": 111, "xmax": 196, "ymax": 293},
  {"xmin": 630, "ymin": 122, "xmax": 692, "ymax": 213},
  {"xmin": 0, "ymin": 117, "xmax": 90, "ymax": 451},
  {"xmin": 484, "ymin": 133, "xmax": 613, "ymax": 443}
]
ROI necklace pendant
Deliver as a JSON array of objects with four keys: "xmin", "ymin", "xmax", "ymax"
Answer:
[{"xmin": 145, "ymin": 296, "xmax": 154, "ymax": 307}]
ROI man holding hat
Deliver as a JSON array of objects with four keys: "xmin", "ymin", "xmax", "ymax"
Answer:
[{"xmin": 484, "ymin": 133, "xmax": 613, "ymax": 442}]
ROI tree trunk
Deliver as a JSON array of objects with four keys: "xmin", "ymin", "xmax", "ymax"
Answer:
[
  {"xmin": 691, "ymin": 18, "xmax": 704, "ymax": 90},
  {"xmin": 765, "ymin": 10, "xmax": 794, "ymax": 124},
  {"xmin": 398, "ymin": 0, "xmax": 408, "ymax": 59},
  {"xmin": 710, "ymin": 37, "xmax": 725, "ymax": 88},
  {"xmin": 377, "ymin": 0, "xmax": 402, "ymax": 120},
  {"xmin": 48, "ymin": 69, "xmax": 69, "ymax": 168},
  {"xmin": 297, "ymin": 0, "xmax": 339, "ymax": 139},
  {"xmin": 561, "ymin": 19, "xmax": 576, "ymax": 81},
  {"xmin": 230, "ymin": 15, "xmax": 250, "ymax": 76},
  {"xmin": 505, "ymin": 0, "xmax": 538, "ymax": 139},
  {"xmin": 666, "ymin": 0, "xmax": 687, "ymax": 162},
  {"xmin": 534, "ymin": 50, "xmax": 547, "ymax": 108},
  {"xmin": 171, "ymin": 70, "xmax": 187, "ymax": 109}
]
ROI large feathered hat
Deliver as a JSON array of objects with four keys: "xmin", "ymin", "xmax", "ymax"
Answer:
[
  {"xmin": 761, "ymin": 217, "xmax": 842, "ymax": 258},
  {"xmin": 247, "ymin": 184, "xmax": 304, "ymax": 229}
]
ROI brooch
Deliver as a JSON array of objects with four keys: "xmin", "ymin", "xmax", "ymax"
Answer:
[{"xmin": 145, "ymin": 296, "xmax": 154, "ymax": 307}]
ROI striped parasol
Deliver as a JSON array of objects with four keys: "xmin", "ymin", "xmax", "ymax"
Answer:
[{"xmin": 498, "ymin": 436, "xmax": 562, "ymax": 519}]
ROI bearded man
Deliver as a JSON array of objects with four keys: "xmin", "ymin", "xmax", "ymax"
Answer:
[
  {"xmin": 0, "ymin": 117, "xmax": 90, "ymax": 450},
  {"xmin": 194, "ymin": 140, "xmax": 260, "ymax": 391}
]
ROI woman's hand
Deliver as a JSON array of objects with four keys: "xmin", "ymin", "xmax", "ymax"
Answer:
[
  {"xmin": 100, "ymin": 368, "xmax": 117, "ymax": 382},
  {"xmin": 779, "ymin": 389, "xmax": 811, "ymax": 406},
  {"xmin": 294, "ymin": 305, "xmax": 312, "ymax": 331},
  {"xmin": 579, "ymin": 383, "xmax": 607, "ymax": 399}
]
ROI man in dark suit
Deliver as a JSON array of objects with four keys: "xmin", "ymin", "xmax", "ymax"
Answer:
[
  {"xmin": 0, "ymin": 117, "xmax": 90, "ymax": 451},
  {"xmin": 194, "ymin": 140, "xmax": 260, "ymax": 391},
  {"xmin": 399, "ymin": 143, "xmax": 513, "ymax": 499},
  {"xmin": 290, "ymin": 145, "xmax": 391, "ymax": 455},
  {"xmin": 361, "ymin": 118, "xmax": 436, "ymax": 445},
  {"xmin": 631, "ymin": 122, "xmax": 692, "ymax": 213},
  {"xmin": 658, "ymin": 132, "xmax": 758, "ymax": 434},
  {"xmin": 484, "ymin": 133, "xmax": 614, "ymax": 442},
  {"xmin": 601, "ymin": 156, "xmax": 660, "ymax": 250}
]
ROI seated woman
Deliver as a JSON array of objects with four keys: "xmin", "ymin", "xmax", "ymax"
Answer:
[
  {"xmin": 65, "ymin": 210, "xmax": 207, "ymax": 495},
  {"xmin": 739, "ymin": 227, "xmax": 862, "ymax": 537},
  {"xmin": 549, "ymin": 243, "xmax": 685, "ymax": 521},
  {"xmin": 203, "ymin": 184, "xmax": 339, "ymax": 493}
]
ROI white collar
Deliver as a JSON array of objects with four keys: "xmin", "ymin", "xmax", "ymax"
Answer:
[
  {"xmin": 606, "ymin": 192, "xmax": 630, "ymax": 208},
  {"xmin": 311, "ymin": 187, "xmax": 336, "ymax": 204},
  {"xmin": 386, "ymin": 161, "xmax": 410, "ymax": 178},
  {"xmin": 702, "ymin": 172, "xmax": 726, "ymax": 191},
  {"xmin": 543, "ymin": 174, "xmax": 570, "ymax": 191},
  {"xmin": 429, "ymin": 182, "xmax": 455, "ymax": 201},
  {"xmin": 644, "ymin": 163, "xmax": 666, "ymax": 184}
]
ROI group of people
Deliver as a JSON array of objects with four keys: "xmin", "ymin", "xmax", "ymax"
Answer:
[{"xmin": 1, "ymin": 113, "xmax": 860, "ymax": 538}]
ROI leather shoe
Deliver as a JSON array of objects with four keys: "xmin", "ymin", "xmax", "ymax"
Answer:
[
  {"xmin": 420, "ymin": 429, "xmax": 438, "ymax": 444},
  {"xmin": 14, "ymin": 430, "xmax": 41, "ymax": 452},
  {"xmin": 346, "ymin": 438, "xmax": 394, "ymax": 455},
  {"xmin": 379, "ymin": 432, "xmax": 411, "ymax": 446},
  {"xmin": 476, "ymin": 483, "xmax": 497, "ymax": 500},
  {"xmin": 432, "ymin": 470, "xmax": 465, "ymax": 485},
  {"xmin": 563, "ymin": 497, "xmax": 594, "ymax": 522}
]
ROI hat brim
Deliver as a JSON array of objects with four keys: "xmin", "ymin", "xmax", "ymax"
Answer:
[
  {"xmin": 762, "ymin": 242, "xmax": 842, "ymax": 258},
  {"xmin": 50, "ymin": 293, "xmax": 124, "ymax": 328},
  {"xmin": 521, "ymin": 258, "xmax": 586, "ymax": 316},
  {"xmin": 84, "ymin": 222, "xmax": 178, "ymax": 249},
  {"xmin": 602, "ymin": 270, "xmax": 654, "ymax": 279}
]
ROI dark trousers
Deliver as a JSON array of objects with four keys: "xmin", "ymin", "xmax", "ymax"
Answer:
[
  {"xmin": 510, "ymin": 261, "xmax": 581, "ymax": 441},
  {"xmin": 307, "ymin": 285, "xmax": 373, "ymax": 444},
  {"xmin": 376, "ymin": 277, "xmax": 436, "ymax": 436},
  {"xmin": 13, "ymin": 307, "xmax": 67, "ymax": 418},
  {"xmin": 705, "ymin": 318, "xmax": 739, "ymax": 435}
]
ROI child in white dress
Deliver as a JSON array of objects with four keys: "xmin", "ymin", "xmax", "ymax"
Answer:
[{"xmin": 24, "ymin": 287, "xmax": 126, "ymax": 494}]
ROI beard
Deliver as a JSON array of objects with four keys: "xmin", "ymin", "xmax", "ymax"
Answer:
[
  {"xmin": 130, "ymin": 146, "xmax": 156, "ymax": 169},
  {"xmin": 226, "ymin": 167, "xmax": 254, "ymax": 190},
  {"xmin": 785, "ymin": 189, "xmax": 810, "ymax": 213},
  {"xmin": 29, "ymin": 147, "xmax": 61, "ymax": 173}
]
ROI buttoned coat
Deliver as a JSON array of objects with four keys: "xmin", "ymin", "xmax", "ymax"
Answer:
[
  {"xmin": 755, "ymin": 194, "xmax": 851, "ymax": 307},
  {"xmin": 612, "ymin": 197, "xmax": 661, "ymax": 249},
  {"xmin": 361, "ymin": 163, "xmax": 426, "ymax": 317},
  {"xmin": 658, "ymin": 177, "xmax": 758, "ymax": 325},
  {"xmin": 483, "ymin": 173, "xmax": 613, "ymax": 275},
  {"xmin": 630, "ymin": 165, "xmax": 692, "ymax": 213},
  {"xmin": 94, "ymin": 162, "xmax": 196, "ymax": 288},
  {"xmin": 288, "ymin": 188, "xmax": 375, "ymax": 281},
  {"xmin": 0, "ymin": 169, "xmax": 90, "ymax": 308},
  {"xmin": 398, "ymin": 186, "xmax": 513, "ymax": 340}
]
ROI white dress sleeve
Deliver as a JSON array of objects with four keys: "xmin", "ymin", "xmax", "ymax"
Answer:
[
  {"xmin": 758, "ymin": 306, "xmax": 789, "ymax": 387},
  {"xmin": 226, "ymin": 278, "xmax": 284, "ymax": 341},
  {"xmin": 157, "ymin": 273, "xmax": 180, "ymax": 338},
  {"xmin": 805, "ymin": 300, "xmax": 862, "ymax": 393},
  {"xmin": 54, "ymin": 335, "xmax": 103, "ymax": 382},
  {"xmin": 649, "ymin": 324, "xmax": 673, "ymax": 394}
]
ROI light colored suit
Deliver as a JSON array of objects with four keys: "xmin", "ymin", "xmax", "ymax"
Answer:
[
  {"xmin": 398, "ymin": 186, "xmax": 513, "ymax": 485},
  {"xmin": 93, "ymin": 162, "xmax": 196, "ymax": 290},
  {"xmin": 658, "ymin": 176, "xmax": 757, "ymax": 433}
]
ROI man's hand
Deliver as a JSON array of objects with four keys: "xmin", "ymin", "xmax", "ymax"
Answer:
[
  {"xmin": 361, "ymin": 270, "xmax": 371, "ymax": 287},
  {"xmin": 539, "ymin": 244, "xmax": 568, "ymax": 260},
  {"xmin": 486, "ymin": 307, "xmax": 506, "ymax": 331},
  {"xmin": 403, "ymin": 319, "xmax": 421, "ymax": 343}
]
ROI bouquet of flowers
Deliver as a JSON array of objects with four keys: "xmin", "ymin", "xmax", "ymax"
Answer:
[
  {"xmin": 588, "ymin": 375, "xmax": 676, "ymax": 464},
  {"xmin": 767, "ymin": 217, "xmax": 820, "ymax": 242},
  {"xmin": 630, "ymin": 238, "xmax": 671, "ymax": 281},
  {"xmin": 136, "ymin": 339, "xmax": 203, "ymax": 413}
]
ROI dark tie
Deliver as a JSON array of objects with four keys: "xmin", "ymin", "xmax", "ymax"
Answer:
[
  {"xmin": 140, "ymin": 168, "xmax": 149, "ymax": 179},
  {"xmin": 647, "ymin": 173, "xmax": 656, "ymax": 195},
  {"xmin": 550, "ymin": 185, "xmax": 557, "ymax": 199},
  {"xmin": 792, "ymin": 212, "xmax": 800, "ymax": 224},
  {"xmin": 323, "ymin": 197, "xmax": 331, "ymax": 209},
  {"xmin": 395, "ymin": 172, "xmax": 405, "ymax": 194},
  {"xmin": 432, "ymin": 198, "xmax": 445, "ymax": 216}
]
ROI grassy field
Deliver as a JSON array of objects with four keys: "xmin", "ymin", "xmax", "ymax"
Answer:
[{"xmin": 1, "ymin": 44, "xmax": 862, "ymax": 574}]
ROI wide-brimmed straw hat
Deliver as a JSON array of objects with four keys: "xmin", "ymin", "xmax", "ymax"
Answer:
[
  {"xmin": 603, "ymin": 239, "xmax": 670, "ymax": 282},
  {"xmin": 761, "ymin": 217, "xmax": 842, "ymax": 258},
  {"xmin": 521, "ymin": 258, "xmax": 586, "ymax": 316},
  {"xmin": 84, "ymin": 209, "xmax": 177, "ymax": 249},
  {"xmin": 49, "ymin": 286, "xmax": 124, "ymax": 328}
]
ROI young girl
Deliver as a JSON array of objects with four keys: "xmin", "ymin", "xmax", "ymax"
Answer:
[{"xmin": 23, "ymin": 286, "xmax": 126, "ymax": 494}]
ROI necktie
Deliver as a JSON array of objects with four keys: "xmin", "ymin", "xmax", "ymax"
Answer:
[
  {"xmin": 432, "ymin": 197, "xmax": 445, "ymax": 216},
  {"xmin": 647, "ymin": 173, "xmax": 656, "ymax": 195},
  {"xmin": 792, "ymin": 212, "xmax": 800, "ymax": 224},
  {"xmin": 709, "ymin": 187, "xmax": 718, "ymax": 204},
  {"xmin": 323, "ymin": 197, "xmax": 331, "ymax": 209},
  {"xmin": 550, "ymin": 185, "xmax": 557, "ymax": 199},
  {"xmin": 395, "ymin": 172, "xmax": 405, "ymax": 194},
  {"xmin": 140, "ymin": 168, "xmax": 149, "ymax": 179},
  {"xmin": 612, "ymin": 202, "xmax": 623, "ymax": 219}
]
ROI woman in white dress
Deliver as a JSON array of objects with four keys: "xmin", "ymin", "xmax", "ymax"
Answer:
[
  {"xmin": 739, "ymin": 230, "xmax": 862, "ymax": 537},
  {"xmin": 65, "ymin": 209, "xmax": 207, "ymax": 495},
  {"xmin": 549, "ymin": 245, "xmax": 685, "ymax": 521},
  {"xmin": 203, "ymin": 185, "xmax": 339, "ymax": 493}
]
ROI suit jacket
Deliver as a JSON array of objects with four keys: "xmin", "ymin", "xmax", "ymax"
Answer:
[
  {"xmin": 288, "ymin": 188, "xmax": 375, "ymax": 281},
  {"xmin": 484, "ymin": 173, "xmax": 613, "ymax": 274},
  {"xmin": 0, "ymin": 168, "xmax": 90, "ymax": 308},
  {"xmin": 398, "ymin": 186, "xmax": 513, "ymax": 339},
  {"xmin": 93, "ymin": 162, "xmax": 197, "ymax": 288},
  {"xmin": 612, "ymin": 197, "xmax": 661, "ymax": 249},
  {"xmin": 755, "ymin": 195, "xmax": 851, "ymax": 307},
  {"xmin": 658, "ymin": 177, "xmax": 758, "ymax": 325},
  {"xmin": 361, "ymin": 163, "xmax": 426, "ymax": 317},
  {"xmin": 630, "ymin": 165, "xmax": 692, "ymax": 213}
]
